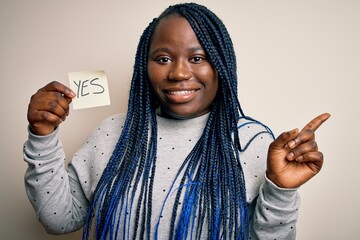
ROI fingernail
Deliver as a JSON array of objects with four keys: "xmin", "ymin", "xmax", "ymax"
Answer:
[
  {"xmin": 287, "ymin": 152, "xmax": 294, "ymax": 160},
  {"xmin": 289, "ymin": 128, "xmax": 298, "ymax": 134},
  {"xmin": 66, "ymin": 88, "xmax": 76, "ymax": 98},
  {"xmin": 69, "ymin": 90, "xmax": 76, "ymax": 98},
  {"xmin": 288, "ymin": 140, "xmax": 296, "ymax": 148}
]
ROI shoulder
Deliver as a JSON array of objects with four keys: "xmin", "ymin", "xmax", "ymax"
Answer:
[
  {"xmin": 237, "ymin": 116, "xmax": 274, "ymax": 151},
  {"xmin": 84, "ymin": 113, "xmax": 127, "ymax": 143},
  {"xmin": 93, "ymin": 113, "xmax": 127, "ymax": 133},
  {"xmin": 98, "ymin": 113, "xmax": 127, "ymax": 128}
]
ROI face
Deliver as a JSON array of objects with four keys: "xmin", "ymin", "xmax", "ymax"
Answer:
[{"xmin": 147, "ymin": 15, "xmax": 218, "ymax": 119}]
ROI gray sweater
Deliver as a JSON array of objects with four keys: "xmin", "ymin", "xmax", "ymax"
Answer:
[{"xmin": 24, "ymin": 113, "xmax": 299, "ymax": 239}]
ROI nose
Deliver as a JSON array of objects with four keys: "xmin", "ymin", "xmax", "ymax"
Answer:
[{"xmin": 168, "ymin": 60, "xmax": 192, "ymax": 81}]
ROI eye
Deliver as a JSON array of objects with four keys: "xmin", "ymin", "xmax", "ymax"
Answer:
[
  {"xmin": 155, "ymin": 56, "xmax": 172, "ymax": 64},
  {"xmin": 190, "ymin": 56, "xmax": 206, "ymax": 63}
]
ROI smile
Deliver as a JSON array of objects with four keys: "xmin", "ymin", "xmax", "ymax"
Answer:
[
  {"xmin": 167, "ymin": 90, "xmax": 197, "ymax": 96},
  {"xmin": 164, "ymin": 89, "xmax": 199, "ymax": 103}
]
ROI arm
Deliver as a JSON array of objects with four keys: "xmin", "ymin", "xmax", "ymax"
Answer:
[
  {"xmin": 238, "ymin": 120, "xmax": 299, "ymax": 239},
  {"xmin": 249, "ymin": 177, "xmax": 299, "ymax": 239},
  {"xmin": 24, "ymin": 113, "xmax": 124, "ymax": 234},
  {"xmin": 249, "ymin": 113, "xmax": 330, "ymax": 239},
  {"xmin": 24, "ymin": 81, "xmax": 88, "ymax": 234},
  {"xmin": 24, "ymin": 128, "xmax": 88, "ymax": 234}
]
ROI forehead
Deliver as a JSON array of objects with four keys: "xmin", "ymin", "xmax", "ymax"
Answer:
[{"xmin": 150, "ymin": 15, "xmax": 201, "ymax": 47}]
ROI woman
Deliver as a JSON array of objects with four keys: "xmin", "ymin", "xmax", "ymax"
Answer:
[{"xmin": 24, "ymin": 3, "xmax": 329, "ymax": 239}]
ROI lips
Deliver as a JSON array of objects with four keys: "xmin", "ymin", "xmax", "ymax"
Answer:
[
  {"xmin": 167, "ymin": 90, "xmax": 196, "ymax": 95},
  {"xmin": 164, "ymin": 88, "xmax": 199, "ymax": 103}
]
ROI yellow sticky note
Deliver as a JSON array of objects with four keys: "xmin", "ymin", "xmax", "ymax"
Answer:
[{"xmin": 68, "ymin": 70, "xmax": 111, "ymax": 110}]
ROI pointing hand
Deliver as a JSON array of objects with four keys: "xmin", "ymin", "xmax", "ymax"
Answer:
[{"xmin": 266, "ymin": 113, "xmax": 331, "ymax": 188}]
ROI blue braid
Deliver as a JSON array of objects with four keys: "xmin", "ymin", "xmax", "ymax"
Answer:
[
  {"xmin": 159, "ymin": 4, "xmax": 250, "ymax": 239},
  {"xmin": 82, "ymin": 3, "xmax": 274, "ymax": 240},
  {"xmin": 82, "ymin": 16, "xmax": 159, "ymax": 240}
]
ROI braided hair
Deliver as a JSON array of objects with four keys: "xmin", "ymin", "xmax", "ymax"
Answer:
[{"xmin": 83, "ymin": 3, "xmax": 273, "ymax": 240}]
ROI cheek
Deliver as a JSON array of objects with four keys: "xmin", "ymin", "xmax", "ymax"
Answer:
[
  {"xmin": 147, "ymin": 64, "xmax": 165, "ymax": 103},
  {"xmin": 202, "ymin": 69, "xmax": 219, "ymax": 95},
  {"xmin": 147, "ymin": 63, "xmax": 164, "ymax": 88},
  {"xmin": 197, "ymin": 64, "xmax": 217, "ymax": 81},
  {"xmin": 207, "ymin": 81, "xmax": 219, "ymax": 103},
  {"xmin": 147, "ymin": 65, "xmax": 158, "ymax": 90}
]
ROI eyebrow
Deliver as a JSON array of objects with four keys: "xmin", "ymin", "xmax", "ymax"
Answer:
[
  {"xmin": 187, "ymin": 47, "xmax": 204, "ymax": 52},
  {"xmin": 149, "ymin": 46, "xmax": 205, "ymax": 56},
  {"xmin": 149, "ymin": 47, "xmax": 172, "ymax": 55}
]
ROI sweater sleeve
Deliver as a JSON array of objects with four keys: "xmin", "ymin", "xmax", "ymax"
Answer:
[
  {"xmin": 238, "ymin": 118, "xmax": 300, "ymax": 239},
  {"xmin": 249, "ymin": 176, "xmax": 299, "ymax": 239},
  {"xmin": 23, "ymin": 127, "xmax": 89, "ymax": 234},
  {"xmin": 23, "ymin": 114, "xmax": 124, "ymax": 235}
]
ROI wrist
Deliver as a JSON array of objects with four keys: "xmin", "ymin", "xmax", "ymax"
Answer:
[
  {"xmin": 29, "ymin": 124, "xmax": 56, "ymax": 136},
  {"xmin": 266, "ymin": 171, "xmax": 285, "ymax": 188}
]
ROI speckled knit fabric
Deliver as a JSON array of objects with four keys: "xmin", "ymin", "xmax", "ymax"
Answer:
[{"xmin": 24, "ymin": 113, "xmax": 299, "ymax": 239}]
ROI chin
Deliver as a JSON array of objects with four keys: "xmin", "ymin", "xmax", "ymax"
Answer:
[{"xmin": 160, "ymin": 107, "xmax": 208, "ymax": 120}]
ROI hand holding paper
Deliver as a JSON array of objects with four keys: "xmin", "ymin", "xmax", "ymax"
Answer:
[
  {"xmin": 27, "ymin": 81, "xmax": 76, "ymax": 135},
  {"xmin": 27, "ymin": 71, "xmax": 111, "ymax": 135}
]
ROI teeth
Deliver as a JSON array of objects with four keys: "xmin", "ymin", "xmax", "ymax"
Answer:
[{"xmin": 168, "ymin": 90, "xmax": 195, "ymax": 95}]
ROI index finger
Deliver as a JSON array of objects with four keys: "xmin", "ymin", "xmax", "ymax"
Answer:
[
  {"xmin": 302, "ymin": 112, "xmax": 331, "ymax": 131},
  {"xmin": 41, "ymin": 81, "xmax": 76, "ymax": 98}
]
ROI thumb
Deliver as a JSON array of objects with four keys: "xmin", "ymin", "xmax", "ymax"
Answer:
[{"xmin": 270, "ymin": 128, "xmax": 299, "ymax": 150}]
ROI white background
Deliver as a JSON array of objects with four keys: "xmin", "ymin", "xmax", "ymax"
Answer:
[{"xmin": 0, "ymin": 0, "xmax": 359, "ymax": 239}]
